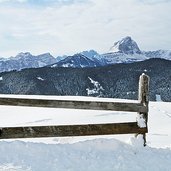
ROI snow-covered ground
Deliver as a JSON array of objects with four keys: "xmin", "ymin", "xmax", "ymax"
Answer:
[{"xmin": 0, "ymin": 95, "xmax": 171, "ymax": 171}]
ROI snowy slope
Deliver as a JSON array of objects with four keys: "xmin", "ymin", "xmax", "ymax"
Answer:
[
  {"xmin": 0, "ymin": 95, "xmax": 171, "ymax": 170},
  {"xmin": 102, "ymin": 52, "xmax": 148, "ymax": 64}
]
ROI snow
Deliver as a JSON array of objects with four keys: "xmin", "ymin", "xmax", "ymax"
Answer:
[
  {"xmin": 62, "ymin": 63, "xmax": 74, "ymax": 67},
  {"xmin": 86, "ymin": 77, "xmax": 104, "ymax": 96},
  {"xmin": 80, "ymin": 64, "xmax": 85, "ymax": 68},
  {"xmin": 136, "ymin": 114, "xmax": 146, "ymax": 128},
  {"xmin": 102, "ymin": 52, "xmax": 149, "ymax": 64},
  {"xmin": 51, "ymin": 64, "xmax": 57, "ymax": 68},
  {"xmin": 0, "ymin": 164, "xmax": 31, "ymax": 171},
  {"xmin": 36, "ymin": 77, "xmax": 45, "ymax": 81},
  {"xmin": 156, "ymin": 94, "xmax": 162, "ymax": 101},
  {"xmin": 126, "ymin": 91, "xmax": 135, "ymax": 95},
  {"xmin": 38, "ymin": 61, "xmax": 46, "ymax": 67},
  {"xmin": 109, "ymin": 42, "xmax": 120, "ymax": 53},
  {"xmin": 0, "ymin": 95, "xmax": 171, "ymax": 170},
  {"xmin": 0, "ymin": 138, "xmax": 171, "ymax": 171}
]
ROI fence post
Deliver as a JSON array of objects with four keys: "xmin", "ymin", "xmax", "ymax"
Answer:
[{"xmin": 137, "ymin": 73, "xmax": 150, "ymax": 146}]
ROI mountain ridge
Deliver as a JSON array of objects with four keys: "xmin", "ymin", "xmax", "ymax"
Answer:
[
  {"xmin": 0, "ymin": 52, "xmax": 57, "ymax": 72},
  {"xmin": 0, "ymin": 36, "xmax": 171, "ymax": 71}
]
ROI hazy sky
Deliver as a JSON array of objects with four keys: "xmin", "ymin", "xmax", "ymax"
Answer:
[{"xmin": 0, "ymin": 0, "xmax": 171, "ymax": 57}]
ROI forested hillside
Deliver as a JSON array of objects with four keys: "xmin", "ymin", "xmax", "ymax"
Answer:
[{"xmin": 0, "ymin": 58, "xmax": 170, "ymax": 101}]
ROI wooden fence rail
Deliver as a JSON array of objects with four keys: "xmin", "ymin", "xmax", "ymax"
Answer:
[{"xmin": 0, "ymin": 73, "xmax": 150, "ymax": 146}]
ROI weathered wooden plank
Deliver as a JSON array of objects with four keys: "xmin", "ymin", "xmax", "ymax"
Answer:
[
  {"xmin": 137, "ymin": 73, "xmax": 150, "ymax": 146},
  {"xmin": 0, "ymin": 97, "xmax": 147, "ymax": 113},
  {"xmin": 138, "ymin": 73, "xmax": 150, "ymax": 108},
  {"xmin": 0, "ymin": 122, "xmax": 147, "ymax": 139}
]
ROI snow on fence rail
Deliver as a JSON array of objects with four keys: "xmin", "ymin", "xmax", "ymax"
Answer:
[{"xmin": 0, "ymin": 73, "xmax": 149, "ymax": 146}]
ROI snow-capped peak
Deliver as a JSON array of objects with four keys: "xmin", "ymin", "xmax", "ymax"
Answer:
[
  {"xmin": 16, "ymin": 52, "xmax": 32, "ymax": 58},
  {"xmin": 11, "ymin": 52, "xmax": 33, "ymax": 60},
  {"xmin": 80, "ymin": 50, "xmax": 99, "ymax": 58},
  {"xmin": 109, "ymin": 36, "xmax": 141, "ymax": 54}
]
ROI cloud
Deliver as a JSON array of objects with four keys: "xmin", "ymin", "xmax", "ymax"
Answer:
[
  {"xmin": 0, "ymin": 0, "xmax": 27, "ymax": 3},
  {"xmin": 0, "ymin": 0, "xmax": 171, "ymax": 57},
  {"xmin": 138, "ymin": 0, "xmax": 170, "ymax": 5},
  {"xmin": 0, "ymin": 0, "xmax": 87, "ymax": 6}
]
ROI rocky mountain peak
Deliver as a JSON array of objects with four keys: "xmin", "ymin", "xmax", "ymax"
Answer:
[
  {"xmin": 16, "ymin": 52, "xmax": 32, "ymax": 58},
  {"xmin": 109, "ymin": 36, "xmax": 141, "ymax": 54}
]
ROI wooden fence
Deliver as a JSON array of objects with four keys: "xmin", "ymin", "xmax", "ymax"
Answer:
[{"xmin": 0, "ymin": 73, "xmax": 150, "ymax": 146}]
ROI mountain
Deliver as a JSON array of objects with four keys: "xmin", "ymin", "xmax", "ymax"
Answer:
[
  {"xmin": 102, "ymin": 37, "xmax": 147, "ymax": 64},
  {"xmin": 0, "ymin": 36, "xmax": 171, "ymax": 72},
  {"xmin": 50, "ymin": 53, "xmax": 102, "ymax": 68},
  {"xmin": 50, "ymin": 51, "xmax": 107, "ymax": 68},
  {"xmin": 51, "ymin": 37, "xmax": 171, "ymax": 68},
  {"xmin": 109, "ymin": 36, "xmax": 141, "ymax": 54},
  {"xmin": 81, "ymin": 50, "xmax": 99, "ymax": 58},
  {"xmin": 102, "ymin": 36, "xmax": 171, "ymax": 64},
  {"xmin": 56, "ymin": 55, "xmax": 67, "ymax": 62},
  {"xmin": 0, "ymin": 58, "xmax": 171, "ymax": 101},
  {"xmin": 143, "ymin": 50, "xmax": 171, "ymax": 60},
  {"xmin": 81, "ymin": 50, "xmax": 107, "ymax": 66},
  {"xmin": 0, "ymin": 52, "xmax": 57, "ymax": 72},
  {"xmin": 101, "ymin": 52, "xmax": 148, "ymax": 64}
]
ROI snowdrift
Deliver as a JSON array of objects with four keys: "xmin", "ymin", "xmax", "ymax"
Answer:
[{"xmin": 0, "ymin": 138, "xmax": 171, "ymax": 171}]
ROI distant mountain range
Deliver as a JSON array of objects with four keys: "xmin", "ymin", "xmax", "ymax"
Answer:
[
  {"xmin": 0, "ymin": 36, "xmax": 171, "ymax": 72},
  {"xmin": 0, "ymin": 52, "xmax": 56, "ymax": 72},
  {"xmin": 0, "ymin": 58, "xmax": 171, "ymax": 101},
  {"xmin": 50, "ymin": 36, "xmax": 171, "ymax": 68}
]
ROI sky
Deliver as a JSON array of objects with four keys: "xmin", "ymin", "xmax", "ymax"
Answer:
[{"xmin": 0, "ymin": 0, "xmax": 171, "ymax": 57}]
